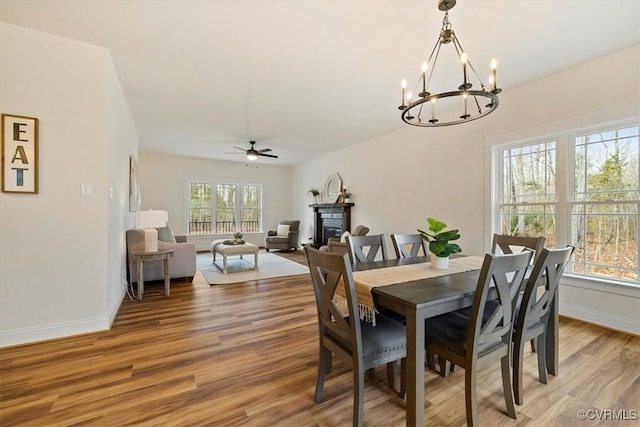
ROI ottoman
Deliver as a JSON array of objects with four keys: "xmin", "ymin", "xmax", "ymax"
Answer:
[{"xmin": 210, "ymin": 239, "xmax": 259, "ymax": 274}]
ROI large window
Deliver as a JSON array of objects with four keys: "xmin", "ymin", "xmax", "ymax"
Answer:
[
  {"xmin": 496, "ymin": 122, "xmax": 639, "ymax": 283},
  {"xmin": 188, "ymin": 180, "xmax": 262, "ymax": 235}
]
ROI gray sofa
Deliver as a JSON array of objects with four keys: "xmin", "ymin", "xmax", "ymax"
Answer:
[{"xmin": 126, "ymin": 229, "xmax": 197, "ymax": 283}]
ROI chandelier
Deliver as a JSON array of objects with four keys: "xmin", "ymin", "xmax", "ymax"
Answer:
[{"xmin": 398, "ymin": 0, "xmax": 501, "ymax": 127}]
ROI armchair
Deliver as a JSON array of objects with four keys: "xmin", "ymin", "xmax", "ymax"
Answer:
[
  {"xmin": 265, "ymin": 220, "xmax": 300, "ymax": 251},
  {"xmin": 322, "ymin": 224, "xmax": 369, "ymax": 255}
]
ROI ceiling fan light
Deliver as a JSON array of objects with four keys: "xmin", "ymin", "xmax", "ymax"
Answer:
[{"xmin": 246, "ymin": 152, "xmax": 258, "ymax": 161}]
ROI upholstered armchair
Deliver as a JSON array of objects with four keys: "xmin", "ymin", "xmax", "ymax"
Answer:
[
  {"xmin": 321, "ymin": 224, "xmax": 369, "ymax": 255},
  {"xmin": 265, "ymin": 220, "xmax": 300, "ymax": 251}
]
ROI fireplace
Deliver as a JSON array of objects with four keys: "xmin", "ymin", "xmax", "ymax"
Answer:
[{"xmin": 310, "ymin": 203, "xmax": 354, "ymax": 247}]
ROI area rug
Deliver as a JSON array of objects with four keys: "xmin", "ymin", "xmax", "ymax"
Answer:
[{"xmin": 196, "ymin": 252, "xmax": 309, "ymax": 285}]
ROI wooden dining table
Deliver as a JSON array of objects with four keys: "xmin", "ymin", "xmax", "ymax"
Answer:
[{"xmin": 353, "ymin": 255, "xmax": 559, "ymax": 427}]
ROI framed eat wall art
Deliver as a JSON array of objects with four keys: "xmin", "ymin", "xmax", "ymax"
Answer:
[{"xmin": 2, "ymin": 113, "xmax": 39, "ymax": 194}]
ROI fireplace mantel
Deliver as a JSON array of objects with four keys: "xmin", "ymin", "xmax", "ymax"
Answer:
[{"xmin": 309, "ymin": 203, "xmax": 354, "ymax": 247}]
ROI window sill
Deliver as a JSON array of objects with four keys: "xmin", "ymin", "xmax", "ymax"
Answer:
[{"xmin": 562, "ymin": 273, "xmax": 640, "ymax": 297}]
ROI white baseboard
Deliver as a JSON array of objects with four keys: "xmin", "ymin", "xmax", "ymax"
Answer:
[
  {"xmin": 0, "ymin": 316, "xmax": 110, "ymax": 348},
  {"xmin": 560, "ymin": 302, "xmax": 640, "ymax": 335}
]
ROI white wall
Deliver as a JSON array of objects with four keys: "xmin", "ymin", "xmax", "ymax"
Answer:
[
  {"xmin": 0, "ymin": 23, "xmax": 137, "ymax": 346},
  {"xmin": 137, "ymin": 152, "xmax": 293, "ymax": 251},
  {"xmin": 106, "ymin": 55, "xmax": 139, "ymax": 322},
  {"xmin": 292, "ymin": 45, "xmax": 640, "ymax": 334}
]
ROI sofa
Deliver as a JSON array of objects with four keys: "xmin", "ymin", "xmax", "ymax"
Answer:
[
  {"xmin": 265, "ymin": 220, "xmax": 300, "ymax": 251},
  {"xmin": 126, "ymin": 228, "xmax": 197, "ymax": 283}
]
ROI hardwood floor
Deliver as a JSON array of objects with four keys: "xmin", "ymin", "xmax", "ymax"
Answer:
[{"xmin": 1, "ymin": 249, "xmax": 638, "ymax": 426}]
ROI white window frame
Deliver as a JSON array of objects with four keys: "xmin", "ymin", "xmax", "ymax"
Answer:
[
  {"xmin": 184, "ymin": 177, "xmax": 263, "ymax": 236},
  {"xmin": 486, "ymin": 115, "xmax": 639, "ymax": 288}
]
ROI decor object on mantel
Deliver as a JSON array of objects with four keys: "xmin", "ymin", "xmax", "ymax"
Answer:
[
  {"xmin": 308, "ymin": 188, "xmax": 320, "ymax": 204},
  {"xmin": 323, "ymin": 173, "xmax": 342, "ymax": 203},
  {"xmin": 136, "ymin": 209, "xmax": 169, "ymax": 252},
  {"xmin": 417, "ymin": 217, "xmax": 461, "ymax": 269},
  {"xmin": 398, "ymin": 0, "xmax": 501, "ymax": 127}
]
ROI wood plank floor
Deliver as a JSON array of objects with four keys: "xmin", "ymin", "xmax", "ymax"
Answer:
[{"xmin": 1, "ymin": 249, "xmax": 638, "ymax": 426}]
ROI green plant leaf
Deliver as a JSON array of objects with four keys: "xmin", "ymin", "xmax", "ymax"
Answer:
[
  {"xmin": 437, "ymin": 229, "xmax": 460, "ymax": 241},
  {"xmin": 427, "ymin": 217, "xmax": 447, "ymax": 234}
]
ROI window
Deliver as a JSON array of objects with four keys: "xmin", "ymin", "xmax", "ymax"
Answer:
[
  {"xmin": 500, "ymin": 140, "xmax": 557, "ymax": 244},
  {"xmin": 188, "ymin": 180, "xmax": 262, "ymax": 235},
  {"xmin": 496, "ymin": 122, "xmax": 639, "ymax": 283},
  {"xmin": 571, "ymin": 125, "xmax": 639, "ymax": 281}
]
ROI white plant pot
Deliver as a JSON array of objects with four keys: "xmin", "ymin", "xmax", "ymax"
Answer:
[{"xmin": 431, "ymin": 255, "xmax": 449, "ymax": 270}]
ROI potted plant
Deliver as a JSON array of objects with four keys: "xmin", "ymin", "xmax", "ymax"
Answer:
[
  {"xmin": 342, "ymin": 190, "xmax": 352, "ymax": 203},
  {"xmin": 233, "ymin": 231, "xmax": 243, "ymax": 243},
  {"xmin": 417, "ymin": 217, "xmax": 462, "ymax": 269},
  {"xmin": 308, "ymin": 188, "xmax": 320, "ymax": 204}
]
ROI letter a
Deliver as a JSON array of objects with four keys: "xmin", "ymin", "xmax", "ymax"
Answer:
[{"xmin": 11, "ymin": 145, "xmax": 29, "ymax": 164}]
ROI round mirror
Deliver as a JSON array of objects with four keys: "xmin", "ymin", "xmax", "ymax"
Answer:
[{"xmin": 323, "ymin": 173, "xmax": 342, "ymax": 203}]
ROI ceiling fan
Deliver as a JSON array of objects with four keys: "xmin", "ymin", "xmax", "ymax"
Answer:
[{"xmin": 226, "ymin": 141, "xmax": 278, "ymax": 161}]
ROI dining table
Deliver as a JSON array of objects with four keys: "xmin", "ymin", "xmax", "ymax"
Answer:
[{"xmin": 352, "ymin": 255, "xmax": 559, "ymax": 427}]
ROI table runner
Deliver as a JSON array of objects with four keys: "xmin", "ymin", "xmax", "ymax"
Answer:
[{"xmin": 336, "ymin": 256, "xmax": 485, "ymax": 325}]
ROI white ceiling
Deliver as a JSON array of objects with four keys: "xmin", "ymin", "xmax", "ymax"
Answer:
[{"xmin": 1, "ymin": 0, "xmax": 639, "ymax": 165}]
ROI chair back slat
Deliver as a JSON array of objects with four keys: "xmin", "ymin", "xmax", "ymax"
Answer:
[
  {"xmin": 391, "ymin": 233, "xmax": 428, "ymax": 259},
  {"xmin": 468, "ymin": 251, "xmax": 533, "ymax": 352},
  {"xmin": 491, "ymin": 234, "xmax": 546, "ymax": 263},
  {"xmin": 347, "ymin": 234, "xmax": 388, "ymax": 265}
]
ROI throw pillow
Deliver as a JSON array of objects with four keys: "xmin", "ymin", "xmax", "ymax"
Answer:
[
  {"xmin": 157, "ymin": 226, "xmax": 177, "ymax": 243},
  {"xmin": 277, "ymin": 224, "xmax": 290, "ymax": 236},
  {"xmin": 340, "ymin": 231, "xmax": 351, "ymax": 243}
]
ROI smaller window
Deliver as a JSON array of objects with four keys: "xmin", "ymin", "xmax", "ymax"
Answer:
[{"xmin": 499, "ymin": 140, "xmax": 557, "ymax": 244}]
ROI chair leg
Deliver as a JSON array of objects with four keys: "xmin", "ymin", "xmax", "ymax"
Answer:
[
  {"xmin": 513, "ymin": 339, "xmax": 526, "ymax": 406},
  {"xmin": 438, "ymin": 356, "xmax": 452, "ymax": 377},
  {"xmin": 537, "ymin": 334, "xmax": 548, "ymax": 385},
  {"xmin": 400, "ymin": 358, "xmax": 406, "ymax": 399},
  {"xmin": 386, "ymin": 361, "xmax": 398, "ymax": 392},
  {"xmin": 367, "ymin": 367, "xmax": 375, "ymax": 379},
  {"xmin": 426, "ymin": 350, "xmax": 436, "ymax": 371},
  {"xmin": 315, "ymin": 347, "xmax": 331, "ymax": 402},
  {"xmin": 501, "ymin": 353, "xmax": 517, "ymax": 419},
  {"xmin": 465, "ymin": 366, "xmax": 478, "ymax": 427},
  {"xmin": 354, "ymin": 365, "xmax": 365, "ymax": 427}
]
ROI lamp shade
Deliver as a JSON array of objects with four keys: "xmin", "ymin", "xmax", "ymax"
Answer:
[
  {"xmin": 136, "ymin": 210, "xmax": 168, "ymax": 252},
  {"xmin": 136, "ymin": 210, "xmax": 168, "ymax": 229}
]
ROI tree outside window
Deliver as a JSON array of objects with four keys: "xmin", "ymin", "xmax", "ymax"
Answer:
[{"xmin": 498, "ymin": 123, "xmax": 639, "ymax": 282}]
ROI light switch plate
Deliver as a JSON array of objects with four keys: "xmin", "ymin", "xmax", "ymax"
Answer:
[{"xmin": 81, "ymin": 183, "xmax": 92, "ymax": 197}]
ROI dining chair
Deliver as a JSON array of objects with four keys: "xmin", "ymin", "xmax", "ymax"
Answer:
[
  {"xmin": 491, "ymin": 234, "xmax": 546, "ymax": 262},
  {"xmin": 513, "ymin": 245, "xmax": 574, "ymax": 405},
  {"xmin": 304, "ymin": 247, "xmax": 406, "ymax": 427},
  {"xmin": 452, "ymin": 233, "xmax": 544, "ymax": 324},
  {"xmin": 424, "ymin": 251, "xmax": 533, "ymax": 427},
  {"xmin": 390, "ymin": 233, "xmax": 428, "ymax": 259},
  {"xmin": 346, "ymin": 234, "xmax": 388, "ymax": 265},
  {"xmin": 446, "ymin": 233, "xmax": 546, "ymax": 354}
]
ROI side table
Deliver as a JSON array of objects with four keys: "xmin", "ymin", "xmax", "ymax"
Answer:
[{"xmin": 131, "ymin": 249, "xmax": 174, "ymax": 300}]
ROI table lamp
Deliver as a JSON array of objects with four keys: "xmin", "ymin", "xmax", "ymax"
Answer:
[{"xmin": 136, "ymin": 210, "xmax": 168, "ymax": 252}]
